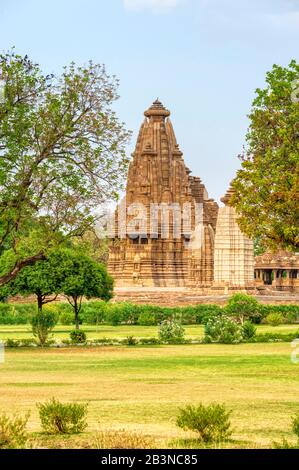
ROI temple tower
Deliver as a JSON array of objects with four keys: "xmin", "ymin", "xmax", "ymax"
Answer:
[
  {"xmin": 213, "ymin": 187, "xmax": 255, "ymax": 292},
  {"xmin": 108, "ymin": 100, "xmax": 218, "ymax": 287}
]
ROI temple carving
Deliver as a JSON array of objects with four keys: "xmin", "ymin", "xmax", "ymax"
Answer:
[{"xmin": 108, "ymin": 100, "xmax": 255, "ymax": 290}]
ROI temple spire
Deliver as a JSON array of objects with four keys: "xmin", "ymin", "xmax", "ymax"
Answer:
[{"xmin": 144, "ymin": 99, "xmax": 170, "ymax": 119}]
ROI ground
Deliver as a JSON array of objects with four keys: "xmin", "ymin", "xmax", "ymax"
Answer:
[{"xmin": 0, "ymin": 326, "xmax": 299, "ymax": 448}]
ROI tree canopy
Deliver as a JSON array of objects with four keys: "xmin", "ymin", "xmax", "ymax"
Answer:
[
  {"xmin": 0, "ymin": 50, "xmax": 130, "ymax": 285},
  {"xmin": 231, "ymin": 60, "xmax": 299, "ymax": 252}
]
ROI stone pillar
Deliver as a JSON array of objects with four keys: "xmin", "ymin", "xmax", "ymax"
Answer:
[{"xmin": 213, "ymin": 187, "xmax": 255, "ymax": 292}]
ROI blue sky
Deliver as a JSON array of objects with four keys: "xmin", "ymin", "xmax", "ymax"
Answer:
[{"xmin": 1, "ymin": 0, "xmax": 299, "ymax": 201}]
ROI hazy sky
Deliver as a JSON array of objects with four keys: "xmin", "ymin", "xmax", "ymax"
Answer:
[{"xmin": 1, "ymin": 0, "xmax": 299, "ymax": 201}]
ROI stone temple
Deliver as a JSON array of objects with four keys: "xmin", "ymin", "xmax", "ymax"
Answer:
[{"xmin": 108, "ymin": 100, "xmax": 255, "ymax": 291}]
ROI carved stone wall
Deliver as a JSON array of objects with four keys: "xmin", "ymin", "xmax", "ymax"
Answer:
[{"xmin": 108, "ymin": 100, "xmax": 218, "ymax": 287}]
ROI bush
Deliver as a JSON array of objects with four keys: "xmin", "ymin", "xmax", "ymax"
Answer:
[
  {"xmin": 0, "ymin": 412, "xmax": 30, "ymax": 448},
  {"xmin": 204, "ymin": 315, "xmax": 243, "ymax": 344},
  {"xmin": 225, "ymin": 293, "xmax": 260, "ymax": 324},
  {"xmin": 176, "ymin": 403, "xmax": 232, "ymax": 443},
  {"xmin": 292, "ymin": 412, "xmax": 299, "ymax": 439},
  {"xmin": 265, "ymin": 312, "xmax": 284, "ymax": 326},
  {"xmin": 31, "ymin": 309, "xmax": 57, "ymax": 346},
  {"xmin": 158, "ymin": 318, "xmax": 185, "ymax": 344},
  {"xmin": 123, "ymin": 336, "xmax": 138, "ymax": 346},
  {"xmin": 59, "ymin": 311, "xmax": 74, "ymax": 325},
  {"xmin": 37, "ymin": 398, "xmax": 88, "ymax": 434},
  {"xmin": 241, "ymin": 321, "xmax": 257, "ymax": 340},
  {"xmin": 70, "ymin": 330, "xmax": 86, "ymax": 344},
  {"xmin": 138, "ymin": 311, "xmax": 157, "ymax": 326},
  {"xmin": 139, "ymin": 337, "xmax": 160, "ymax": 345}
]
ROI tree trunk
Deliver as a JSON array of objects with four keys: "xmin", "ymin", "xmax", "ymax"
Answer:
[
  {"xmin": 37, "ymin": 293, "xmax": 43, "ymax": 315},
  {"xmin": 74, "ymin": 297, "xmax": 79, "ymax": 330}
]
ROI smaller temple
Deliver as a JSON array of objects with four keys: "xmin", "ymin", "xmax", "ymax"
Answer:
[
  {"xmin": 255, "ymin": 251, "xmax": 299, "ymax": 292},
  {"xmin": 212, "ymin": 187, "xmax": 255, "ymax": 293}
]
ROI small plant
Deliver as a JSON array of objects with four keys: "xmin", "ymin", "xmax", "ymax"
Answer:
[
  {"xmin": 0, "ymin": 412, "xmax": 30, "ymax": 448},
  {"xmin": 125, "ymin": 336, "xmax": 138, "ymax": 346},
  {"xmin": 204, "ymin": 315, "xmax": 243, "ymax": 344},
  {"xmin": 158, "ymin": 318, "xmax": 185, "ymax": 344},
  {"xmin": 241, "ymin": 320, "xmax": 257, "ymax": 340},
  {"xmin": 31, "ymin": 309, "xmax": 57, "ymax": 346},
  {"xmin": 176, "ymin": 403, "xmax": 232, "ymax": 443},
  {"xmin": 70, "ymin": 329, "xmax": 87, "ymax": 344},
  {"xmin": 94, "ymin": 428, "xmax": 156, "ymax": 449},
  {"xmin": 292, "ymin": 412, "xmax": 299, "ymax": 439},
  {"xmin": 265, "ymin": 312, "xmax": 283, "ymax": 326},
  {"xmin": 37, "ymin": 398, "xmax": 88, "ymax": 434}
]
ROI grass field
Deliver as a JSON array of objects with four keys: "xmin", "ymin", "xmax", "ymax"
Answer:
[
  {"xmin": 0, "ymin": 338, "xmax": 299, "ymax": 448},
  {"xmin": 0, "ymin": 323, "xmax": 298, "ymax": 341}
]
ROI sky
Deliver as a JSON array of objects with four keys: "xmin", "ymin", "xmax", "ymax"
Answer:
[{"xmin": 0, "ymin": 0, "xmax": 299, "ymax": 202}]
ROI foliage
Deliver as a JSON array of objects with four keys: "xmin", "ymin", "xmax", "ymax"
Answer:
[
  {"xmin": 138, "ymin": 311, "xmax": 157, "ymax": 326},
  {"xmin": 241, "ymin": 320, "xmax": 257, "ymax": 340},
  {"xmin": 265, "ymin": 312, "xmax": 284, "ymax": 326},
  {"xmin": 0, "ymin": 50, "xmax": 131, "ymax": 286},
  {"xmin": 292, "ymin": 412, "xmax": 299, "ymax": 439},
  {"xmin": 176, "ymin": 403, "xmax": 232, "ymax": 443},
  {"xmin": 70, "ymin": 330, "xmax": 87, "ymax": 344},
  {"xmin": 31, "ymin": 308, "xmax": 57, "ymax": 346},
  {"xmin": 123, "ymin": 336, "xmax": 138, "ymax": 346},
  {"xmin": 231, "ymin": 60, "xmax": 299, "ymax": 251},
  {"xmin": 225, "ymin": 293, "xmax": 260, "ymax": 324},
  {"xmin": 0, "ymin": 412, "xmax": 30, "ymax": 448},
  {"xmin": 204, "ymin": 315, "xmax": 243, "ymax": 344},
  {"xmin": 50, "ymin": 249, "xmax": 113, "ymax": 329},
  {"xmin": 158, "ymin": 318, "xmax": 185, "ymax": 344},
  {"xmin": 37, "ymin": 398, "xmax": 88, "ymax": 434}
]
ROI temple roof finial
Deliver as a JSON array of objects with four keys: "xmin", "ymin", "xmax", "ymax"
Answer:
[{"xmin": 144, "ymin": 99, "xmax": 170, "ymax": 118}]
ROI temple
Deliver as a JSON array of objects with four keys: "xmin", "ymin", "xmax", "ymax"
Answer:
[{"xmin": 108, "ymin": 100, "xmax": 255, "ymax": 291}]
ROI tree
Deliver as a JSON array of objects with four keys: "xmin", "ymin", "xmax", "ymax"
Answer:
[
  {"xmin": 0, "ymin": 50, "xmax": 130, "ymax": 286},
  {"xmin": 231, "ymin": 61, "xmax": 299, "ymax": 252},
  {"xmin": 225, "ymin": 293, "xmax": 260, "ymax": 325},
  {"xmin": 8, "ymin": 258, "xmax": 60, "ymax": 313},
  {"xmin": 50, "ymin": 249, "xmax": 113, "ymax": 329}
]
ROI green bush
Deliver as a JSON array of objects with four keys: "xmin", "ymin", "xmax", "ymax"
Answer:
[
  {"xmin": 80, "ymin": 301, "xmax": 107, "ymax": 325},
  {"xmin": 139, "ymin": 337, "xmax": 161, "ymax": 345},
  {"xmin": 292, "ymin": 412, "xmax": 299, "ymax": 439},
  {"xmin": 37, "ymin": 398, "xmax": 88, "ymax": 434},
  {"xmin": 138, "ymin": 311, "xmax": 157, "ymax": 326},
  {"xmin": 158, "ymin": 319, "xmax": 185, "ymax": 344},
  {"xmin": 265, "ymin": 312, "xmax": 284, "ymax": 326},
  {"xmin": 70, "ymin": 330, "xmax": 87, "ymax": 343},
  {"xmin": 225, "ymin": 293, "xmax": 260, "ymax": 324},
  {"xmin": 0, "ymin": 412, "xmax": 30, "ymax": 448},
  {"xmin": 123, "ymin": 336, "xmax": 138, "ymax": 346},
  {"xmin": 176, "ymin": 403, "xmax": 232, "ymax": 443},
  {"xmin": 31, "ymin": 309, "xmax": 57, "ymax": 346},
  {"xmin": 241, "ymin": 321, "xmax": 257, "ymax": 340},
  {"xmin": 59, "ymin": 311, "xmax": 74, "ymax": 325},
  {"xmin": 204, "ymin": 315, "xmax": 243, "ymax": 344}
]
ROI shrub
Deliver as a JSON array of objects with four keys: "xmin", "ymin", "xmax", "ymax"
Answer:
[
  {"xmin": 139, "ymin": 337, "xmax": 160, "ymax": 345},
  {"xmin": 241, "ymin": 321, "xmax": 257, "ymax": 340},
  {"xmin": 138, "ymin": 311, "xmax": 157, "ymax": 326},
  {"xmin": 70, "ymin": 330, "xmax": 86, "ymax": 344},
  {"xmin": 0, "ymin": 412, "xmax": 30, "ymax": 448},
  {"xmin": 265, "ymin": 312, "xmax": 284, "ymax": 326},
  {"xmin": 204, "ymin": 315, "xmax": 243, "ymax": 344},
  {"xmin": 31, "ymin": 309, "xmax": 57, "ymax": 346},
  {"xmin": 123, "ymin": 336, "xmax": 138, "ymax": 346},
  {"xmin": 59, "ymin": 311, "xmax": 74, "ymax": 325},
  {"xmin": 158, "ymin": 318, "xmax": 185, "ymax": 344},
  {"xmin": 225, "ymin": 293, "xmax": 260, "ymax": 324},
  {"xmin": 194, "ymin": 305, "xmax": 223, "ymax": 325},
  {"xmin": 94, "ymin": 429, "xmax": 156, "ymax": 449},
  {"xmin": 176, "ymin": 403, "xmax": 232, "ymax": 443},
  {"xmin": 37, "ymin": 398, "xmax": 88, "ymax": 434},
  {"xmin": 292, "ymin": 412, "xmax": 299, "ymax": 439}
]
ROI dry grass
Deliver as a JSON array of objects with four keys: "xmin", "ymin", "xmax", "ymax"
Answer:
[{"xmin": 0, "ymin": 343, "xmax": 298, "ymax": 448}]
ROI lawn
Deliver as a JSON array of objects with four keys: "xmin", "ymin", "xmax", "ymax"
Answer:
[
  {"xmin": 0, "ymin": 341, "xmax": 299, "ymax": 448},
  {"xmin": 0, "ymin": 323, "xmax": 298, "ymax": 341}
]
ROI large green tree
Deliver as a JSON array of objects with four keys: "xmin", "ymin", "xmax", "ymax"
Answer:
[
  {"xmin": 231, "ymin": 60, "xmax": 299, "ymax": 252},
  {"xmin": 50, "ymin": 249, "xmax": 113, "ymax": 329},
  {"xmin": 0, "ymin": 50, "xmax": 130, "ymax": 285}
]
